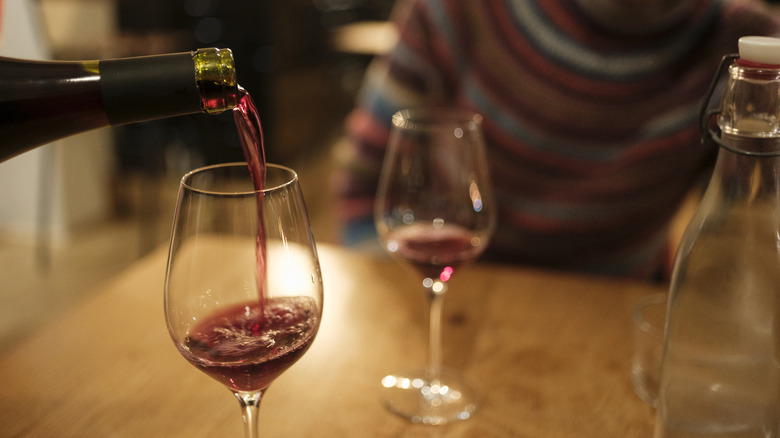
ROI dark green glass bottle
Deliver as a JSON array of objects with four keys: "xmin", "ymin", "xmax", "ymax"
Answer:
[{"xmin": 0, "ymin": 48, "xmax": 239, "ymax": 162}]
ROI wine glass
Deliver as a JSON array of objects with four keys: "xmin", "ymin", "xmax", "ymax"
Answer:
[
  {"xmin": 164, "ymin": 163, "xmax": 323, "ymax": 438},
  {"xmin": 374, "ymin": 108, "xmax": 496, "ymax": 424}
]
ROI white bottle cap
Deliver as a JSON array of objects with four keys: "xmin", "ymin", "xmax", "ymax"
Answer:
[{"xmin": 739, "ymin": 36, "xmax": 780, "ymax": 65}]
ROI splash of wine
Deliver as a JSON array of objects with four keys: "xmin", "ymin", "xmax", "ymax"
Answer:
[{"xmin": 232, "ymin": 88, "xmax": 267, "ymax": 313}]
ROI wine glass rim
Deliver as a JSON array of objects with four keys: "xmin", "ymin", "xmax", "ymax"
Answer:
[
  {"xmin": 180, "ymin": 162, "xmax": 298, "ymax": 195},
  {"xmin": 392, "ymin": 107, "xmax": 483, "ymax": 130}
]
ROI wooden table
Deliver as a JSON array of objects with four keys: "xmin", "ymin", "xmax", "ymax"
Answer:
[{"xmin": 0, "ymin": 243, "xmax": 662, "ymax": 437}]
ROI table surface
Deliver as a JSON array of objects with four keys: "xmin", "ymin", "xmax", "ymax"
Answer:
[{"xmin": 0, "ymin": 243, "xmax": 662, "ymax": 437}]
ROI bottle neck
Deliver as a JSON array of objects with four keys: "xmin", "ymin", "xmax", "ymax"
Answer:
[
  {"xmin": 709, "ymin": 61, "xmax": 780, "ymax": 198},
  {"xmin": 193, "ymin": 48, "xmax": 240, "ymax": 114},
  {"xmin": 717, "ymin": 64, "xmax": 780, "ymax": 144},
  {"xmin": 100, "ymin": 48, "xmax": 239, "ymax": 126},
  {"xmin": 709, "ymin": 140, "xmax": 780, "ymax": 203}
]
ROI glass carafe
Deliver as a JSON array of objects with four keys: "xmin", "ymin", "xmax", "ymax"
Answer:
[{"xmin": 655, "ymin": 37, "xmax": 780, "ymax": 438}]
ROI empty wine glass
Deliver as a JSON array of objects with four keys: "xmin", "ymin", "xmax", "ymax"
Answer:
[
  {"xmin": 375, "ymin": 108, "xmax": 496, "ymax": 424},
  {"xmin": 164, "ymin": 163, "xmax": 323, "ymax": 438}
]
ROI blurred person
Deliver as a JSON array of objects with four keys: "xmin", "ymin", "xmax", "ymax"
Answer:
[{"xmin": 332, "ymin": 0, "xmax": 780, "ymax": 280}]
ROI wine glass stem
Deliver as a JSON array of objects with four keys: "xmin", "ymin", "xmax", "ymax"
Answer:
[
  {"xmin": 424, "ymin": 279, "xmax": 448, "ymax": 382},
  {"xmin": 234, "ymin": 390, "xmax": 265, "ymax": 438}
]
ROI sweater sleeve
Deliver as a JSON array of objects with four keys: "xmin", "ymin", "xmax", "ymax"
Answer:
[{"xmin": 332, "ymin": 0, "xmax": 451, "ymax": 247}]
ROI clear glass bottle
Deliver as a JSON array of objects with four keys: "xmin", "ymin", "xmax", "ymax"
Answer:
[
  {"xmin": 655, "ymin": 36, "xmax": 780, "ymax": 438},
  {"xmin": 0, "ymin": 48, "xmax": 240, "ymax": 162}
]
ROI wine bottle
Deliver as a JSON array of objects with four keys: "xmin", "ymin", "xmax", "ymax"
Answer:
[{"xmin": 0, "ymin": 48, "xmax": 240, "ymax": 162}]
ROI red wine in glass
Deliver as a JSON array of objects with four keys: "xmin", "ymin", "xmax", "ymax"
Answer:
[
  {"xmin": 180, "ymin": 90, "xmax": 302, "ymax": 383},
  {"xmin": 178, "ymin": 296, "xmax": 319, "ymax": 392},
  {"xmin": 374, "ymin": 108, "xmax": 495, "ymax": 425},
  {"xmin": 166, "ymin": 84, "xmax": 323, "ymax": 438},
  {"xmin": 385, "ymin": 223, "xmax": 486, "ymax": 280}
]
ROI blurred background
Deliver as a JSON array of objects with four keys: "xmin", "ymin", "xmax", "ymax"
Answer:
[
  {"xmin": 4, "ymin": 0, "xmax": 778, "ymax": 354},
  {"xmin": 0, "ymin": 0, "xmax": 397, "ymax": 351}
]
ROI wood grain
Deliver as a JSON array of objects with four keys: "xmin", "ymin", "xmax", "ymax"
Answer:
[{"xmin": 0, "ymin": 244, "xmax": 661, "ymax": 437}]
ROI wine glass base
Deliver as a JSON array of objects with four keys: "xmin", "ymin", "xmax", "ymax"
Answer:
[{"xmin": 380, "ymin": 368, "xmax": 480, "ymax": 425}]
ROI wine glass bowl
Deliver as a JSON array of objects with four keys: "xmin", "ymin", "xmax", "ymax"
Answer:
[
  {"xmin": 164, "ymin": 163, "xmax": 322, "ymax": 436},
  {"xmin": 375, "ymin": 108, "xmax": 496, "ymax": 424}
]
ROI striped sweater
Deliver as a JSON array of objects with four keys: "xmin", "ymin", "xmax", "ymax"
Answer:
[{"xmin": 333, "ymin": 0, "xmax": 780, "ymax": 279}]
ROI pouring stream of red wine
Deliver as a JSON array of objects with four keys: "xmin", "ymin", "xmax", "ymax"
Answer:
[
  {"xmin": 232, "ymin": 88, "xmax": 267, "ymax": 314},
  {"xmin": 176, "ymin": 88, "xmax": 320, "ymax": 390}
]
